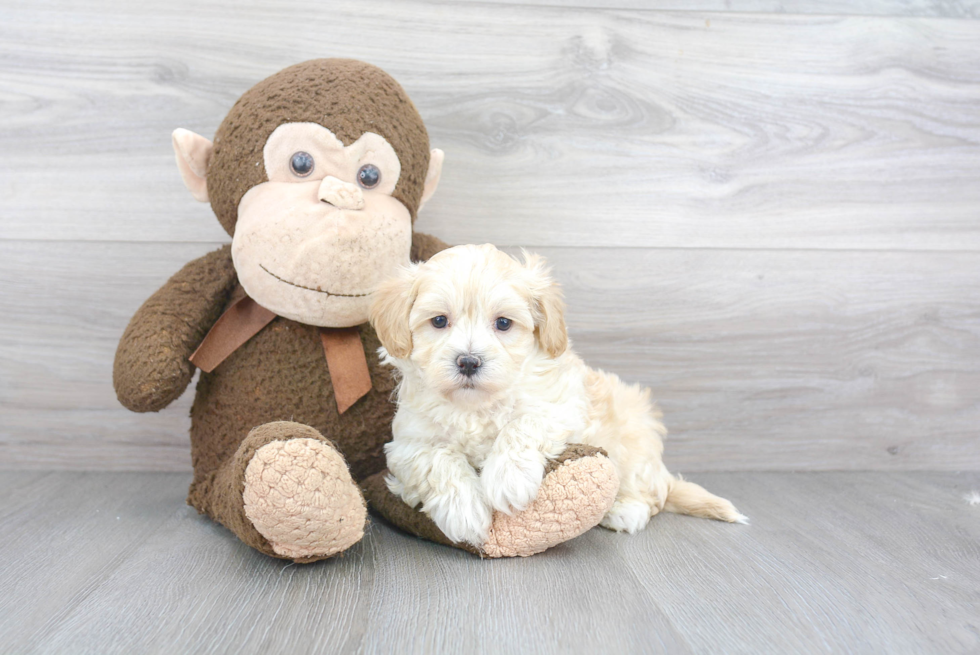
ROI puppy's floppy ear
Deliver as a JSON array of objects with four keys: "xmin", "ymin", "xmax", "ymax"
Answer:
[
  {"xmin": 370, "ymin": 264, "xmax": 420, "ymax": 359},
  {"xmin": 521, "ymin": 250, "xmax": 568, "ymax": 358}
]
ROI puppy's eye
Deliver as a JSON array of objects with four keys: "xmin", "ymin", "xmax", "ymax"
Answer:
[
  {"xmin": 431, "ymin": 315, "xmax": 448, "ymax": 329},
  {"xmin": 289, "ymin": 152, "xmax": 315, "ymax": 177},
  {"xmin": 357, "ymin": 164, "xmax": 381, "ymax": 189},
  {"xmin": 495, "ymin": 317, "xmax": 512, "ymax": 331}
]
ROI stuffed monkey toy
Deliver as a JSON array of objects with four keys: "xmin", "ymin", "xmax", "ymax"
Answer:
[{"xmin": 113, "ymin": 59, "xmax": 619, "ymax": 562}]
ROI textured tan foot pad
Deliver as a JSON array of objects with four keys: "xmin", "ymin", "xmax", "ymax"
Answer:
[
  {"xmin": 243, "ymin": 438, "xmax": 367, "ymax": 560},
  {"xmin": 482, "ymin": 454, "xmax": 619, "ymax": 558}
]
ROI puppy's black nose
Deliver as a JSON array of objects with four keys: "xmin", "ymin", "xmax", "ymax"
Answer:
[{"xmin": 456, "ymin": 354, "xmax": 482, "ymax": 377}]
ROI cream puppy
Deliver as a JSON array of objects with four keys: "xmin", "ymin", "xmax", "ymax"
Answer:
[{"xmin": 370, "ymin": 244, "xmax": 745, "ymax": 547}]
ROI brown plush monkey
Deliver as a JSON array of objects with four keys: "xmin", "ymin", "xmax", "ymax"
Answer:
[{"xmin": 113, "ymin": 59, "xmax": 619, "ymax": 562}]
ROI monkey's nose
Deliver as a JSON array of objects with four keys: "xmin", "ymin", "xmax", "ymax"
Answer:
[
  {"xmin": 318, "ymin": 176, "xmax": 365, "ymax": 210},
  {"xmin": 456, "ymin": 354, "xmax": 482, "ymax": 377}
]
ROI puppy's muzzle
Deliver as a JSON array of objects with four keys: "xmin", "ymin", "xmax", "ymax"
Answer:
[{"xmin": 456, "ymin": 354, "xmax": 482, "ymax": 378}]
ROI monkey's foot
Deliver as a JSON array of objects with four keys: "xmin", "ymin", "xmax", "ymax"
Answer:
[
  {"xmin": 481, "ymin": 445, "xmax": 619, "ymax": 558},
  {"xmin": 361, "ymin": 445, "xmax": 618, "ymax": 558},
  {"xmin": 243, "ymin": 434, "xmax": 367, "ymax": 561}
]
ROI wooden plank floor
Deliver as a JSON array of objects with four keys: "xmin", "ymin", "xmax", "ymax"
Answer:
[{"xmin": 2, "ymin": 471, "xmax": 978, "ymax": 654}]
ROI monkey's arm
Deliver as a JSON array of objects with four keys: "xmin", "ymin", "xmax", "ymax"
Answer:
[
  {"xmin": 113, "ymin": 244, "xmax": 237, "ymax": 413},
  {"xmin": 410, "ymin": 232, "xmax": 451, "ymax": 262}
]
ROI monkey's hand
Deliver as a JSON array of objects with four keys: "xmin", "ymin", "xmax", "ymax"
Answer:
[{"xmin": 113, "ymin": 244, "xmax": 237, "ymax": 413}]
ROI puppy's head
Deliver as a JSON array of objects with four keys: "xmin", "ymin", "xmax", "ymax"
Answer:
[{"xmin": 370, "ymin": 244, "xmax": 568, "ymax": 403}]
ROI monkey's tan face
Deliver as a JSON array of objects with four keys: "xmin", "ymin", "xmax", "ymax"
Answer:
[{"xmin": 232, "ymin": 122, "xmax": 413, "ymax": 327}]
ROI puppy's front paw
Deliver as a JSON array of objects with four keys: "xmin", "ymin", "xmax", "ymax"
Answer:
[
  {"xmin": 481, "ymin": 450, "xmax": 546, "ymax": 515},
  {"xmin": 424, "ymin": 482, "xmax": 492, "ymax": 547}
]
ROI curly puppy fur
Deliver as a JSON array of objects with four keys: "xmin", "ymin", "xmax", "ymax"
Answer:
[{"xmin": 371, "ymin": 244, "xmax": 746, "ymax": 546}]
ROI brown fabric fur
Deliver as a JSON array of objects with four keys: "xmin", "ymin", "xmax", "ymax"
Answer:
[
  {"xmin": 207, "ymin": 59, "xmax": 430, "ymax": 236},
  {"xmin": 409, "ymin": 231, "xmax": 450, "ymax": 265},
  {"xmin": 182, "ymin": 232, "xmax": 447, "ymax": 560},
  {"xmin": 114, "ymin": 245, "xmax": 238, "ymax": 413},
  {"xmin": 360, "ymin": 471, "xmax": 482, "ymax": 556},
  {"xmin": 188, "ymin": 283, "xmax": 396, "ymax": 489},
  {"xmin": 544, "ymin": 443, "xmax": 607, "ymax": 475},
  {"xmin": 114, "ymin": 232, "xmax": 446, "ymax": 561}
]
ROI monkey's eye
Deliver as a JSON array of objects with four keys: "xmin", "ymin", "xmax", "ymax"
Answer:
[
  {"xmin": 495, "ymin": 317, "xmax": 512, "ymax": 331},
  {"xmin": 357, "ymin": 164, "xmax": 381, "ymax": 189},
  {"xmin": 431, "ymin": 315, "xmax": 448, "ymax": 329},
  {"xmin": 289, "ymin": 152, "xmax": 315, "ymax": 177}
]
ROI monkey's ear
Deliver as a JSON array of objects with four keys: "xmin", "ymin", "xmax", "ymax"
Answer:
[
  {"xmin": 522, "ymin": 251, "xmax": 569, "ymax": 358},
  {"xmin": 172, "ymin": 128, "xmax": 213, "ymax": 203},
  {"xmin": 369, "ymin": 264, "xmax": 420, "ymax": 360},
  {"xmin": 418, "ymin": 148, "xmax": 444, "ymax": 211}
]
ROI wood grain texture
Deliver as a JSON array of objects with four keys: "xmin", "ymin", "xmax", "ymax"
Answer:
[
  {"xmin": 2, "ymin": 241, "xmax": 977, "ymax": 471},
  {"xmin": 2, "ymin": 471, "xmax": 978, "ymax": 653},
  {"xmin": 1, "ymin": 2, "xmax": 979, "ymax": 249},
  {"xmin": 1, "ymin": 1, "xmax": 979, "ymax": 473},
  {"xmin": 460, "ymin": 0, "xmax": 980, "ymax": 18}
]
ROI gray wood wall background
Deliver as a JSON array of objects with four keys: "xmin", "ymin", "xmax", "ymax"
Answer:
[{"xmin": 1, "ymin": 0, "xmax": 978, "ymax": 472}]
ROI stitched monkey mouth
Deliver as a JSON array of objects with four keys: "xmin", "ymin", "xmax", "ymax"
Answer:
[{"xmin": 259, "ymin": 264, "xmax": 372, "ymax": 298}]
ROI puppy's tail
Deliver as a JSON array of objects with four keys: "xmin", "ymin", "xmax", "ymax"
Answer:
[{"xmin": 663, "ymin": 474, "xmax": 748, "ymax": 524}]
